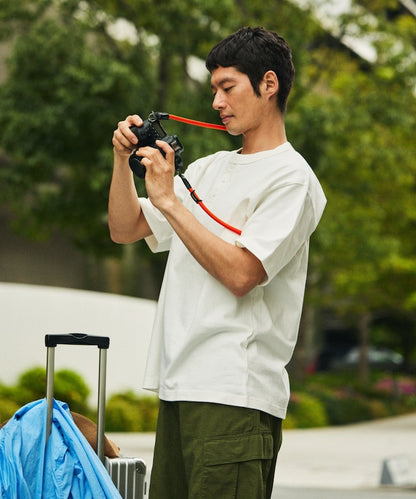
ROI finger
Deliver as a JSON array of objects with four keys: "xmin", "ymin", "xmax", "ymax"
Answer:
[
  {"xmin": 118, "ymin": 122, "xmax": 138, "ymax": 146},
  {"xmin": 126, "ymin": 114, "xmax": 143, "ymax": 127},
  {"xmin": 136, "ymin": 146, "xmax": 161, "ymax": 161},
  {"xmin": 155, "ymin": 140, "xmax": 175, "ymax": 161},
  {"xmin": 118, "ymin": 115, "xmax": 144, "ymax": 146},
  {"xmin": 112, "ymin": 128, "xmax": 136, "ymax": 153}
]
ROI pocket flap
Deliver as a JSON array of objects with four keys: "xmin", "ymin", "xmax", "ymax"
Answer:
[{"xmin": 204, "ymin": 433, "xmax": 273, "ymax": 466}]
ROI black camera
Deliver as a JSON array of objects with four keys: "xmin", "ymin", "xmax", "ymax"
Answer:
[{"xmin": 129, "ymin": 111, "xmax": 184, "ymax": 178}]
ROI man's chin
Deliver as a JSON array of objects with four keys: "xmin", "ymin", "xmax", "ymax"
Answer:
[{"xmin": 225, "ymin": 125, "xmax": 242, "ymax": 137}]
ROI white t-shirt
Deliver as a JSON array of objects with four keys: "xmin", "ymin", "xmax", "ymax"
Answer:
[{"xmin": 139, "ymin": 142, "xmax": 326, "ymax": 419}]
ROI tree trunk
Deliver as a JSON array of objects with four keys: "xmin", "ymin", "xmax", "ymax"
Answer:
[
  {"xmin": 157, "ymin": 51, "xmax": 170, "ymax": 110},
  {"xmin": 104, "ymin": 257, "xmax": 123, "ymax": 295},
  {"xmin": 289, "ymin": 304, "xmax": 316, "ymax": 383},
  {"xmin": 357, "ymin": 312, "xmax": 372, "ymax": 383}
]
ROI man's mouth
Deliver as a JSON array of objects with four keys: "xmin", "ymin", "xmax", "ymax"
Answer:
[{"xmin": 222, "ymin": 116, "xmax": 234, "ymax": 126}]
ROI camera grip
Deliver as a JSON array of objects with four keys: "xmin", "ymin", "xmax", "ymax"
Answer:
[{"xmin": 129, "ymin": 152, "xmax": 147, "ymax": 178}]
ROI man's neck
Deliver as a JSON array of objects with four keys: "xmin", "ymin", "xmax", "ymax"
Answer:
[{"xmin": 240, "ymin": 114, "xmax": 287, "ymax": 155}]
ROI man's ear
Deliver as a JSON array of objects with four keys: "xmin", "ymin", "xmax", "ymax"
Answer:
[{"xmin": 262, "ymin": 70, "xmax": 279, "ymax": 98}]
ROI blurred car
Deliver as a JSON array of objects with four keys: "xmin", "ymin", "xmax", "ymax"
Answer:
[{"xmin": 331, "ymin": 346, "xmax": 404, "ymax": 371}]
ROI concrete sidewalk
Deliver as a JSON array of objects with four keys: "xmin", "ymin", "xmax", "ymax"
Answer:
[
  {"xmin": 108, "ymin": 412, "xmax": 416, "ymax": 493},
  {"xmin": 275, "ymin": 412, "xmax": 416, "ymax": 490}
]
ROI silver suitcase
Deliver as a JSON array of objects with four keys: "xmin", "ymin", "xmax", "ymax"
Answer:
[
  {"xmin": 105, "ymin": 456, "xmax": 146, "ymax": 498},
  {"xmin": 45, "ymin": 333, "xmax": 147, "ymax": 499}
]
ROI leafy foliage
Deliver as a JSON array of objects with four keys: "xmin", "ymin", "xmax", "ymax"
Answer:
[
  {"xmin": 0, "ymin": 2, "xmax": 152, "ymax": 255},
  {"xmin": 2, "ymin": 368, "xmax": 415, "ymax": 431},
  {"xmin": 105, "ymin": 391, "xmax": 159, "ymax": 432},
  {"xmin": 14, "ymin": 366, "xmax": 90, "ymax": 414},
  {"xmin": 287, "ymin": 392, "xmax": 328, "ymax": 428},
  {"xmin": 287, "ymin": 371, "xmax": 416, "ymax": 428}
]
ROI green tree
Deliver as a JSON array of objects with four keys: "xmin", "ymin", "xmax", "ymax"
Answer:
[
  {"xmin": 289, "ymin": 0, "xmax": 416, "ymax": 380},
  {"xmin": 0, "ymin": 3, "xmax": 153, "ymax": 256}
]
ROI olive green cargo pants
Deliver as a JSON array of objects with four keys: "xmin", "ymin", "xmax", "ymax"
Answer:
[{"xmin": 149, "ymin": 401, "xmax": 282, "ymax": 499}]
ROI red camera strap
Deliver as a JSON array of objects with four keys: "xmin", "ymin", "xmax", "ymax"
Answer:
[
  {"xmin": 168, "ymin": 114, "xmax": 227, "ymax": 131},
  {"xmin": 179, "ymin": 174, "xmax": 242, "ymax": 235},
  {"xmin": 167, "ymin": 114, "xmax": 241, "ymax": 235}
]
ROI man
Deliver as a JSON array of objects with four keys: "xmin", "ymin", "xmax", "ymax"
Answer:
[{"xmin": 109, "ymin": 26, "xmax": 326, "ymax": 499}]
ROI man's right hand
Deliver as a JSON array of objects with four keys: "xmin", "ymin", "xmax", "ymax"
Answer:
[{"xmin": 112, "ymin": 114, "xmax": 143, "ymax": 157}]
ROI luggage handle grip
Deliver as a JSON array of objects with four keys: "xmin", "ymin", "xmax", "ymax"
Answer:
[{"xmin": 45, "ymin": 333, "xmax": 109, "ymax": 349}]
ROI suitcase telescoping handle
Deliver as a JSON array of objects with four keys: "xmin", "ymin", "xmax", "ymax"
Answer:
[{"xmin": 45, "ymin": 333, "xmax": 110, "ymax": 463}]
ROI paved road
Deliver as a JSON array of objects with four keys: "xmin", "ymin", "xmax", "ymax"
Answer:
[
  {"xmin": 108, "ymin": 412, "xmax": 416, "ymax": 498},
  {"xmin": 274, "ymin": 486, "xmax": 416, "ymax": 498}
]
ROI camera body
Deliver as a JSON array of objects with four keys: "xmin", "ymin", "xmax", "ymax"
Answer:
[{"xmin": 129, "ymin": 112, "xmax": 184, "ymax": 178}]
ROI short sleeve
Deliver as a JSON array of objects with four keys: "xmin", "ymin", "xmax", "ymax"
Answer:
[
  {"xmin": 139, "ymin": 197, "xmax": 173, "ymax": 253},
  {"xmin": 235, "ymin": 182, "xmax": 320, "ymax": 283},
  {"xmin": 139, "ymin": 175, "xmax": 187, "ymax": 253}
]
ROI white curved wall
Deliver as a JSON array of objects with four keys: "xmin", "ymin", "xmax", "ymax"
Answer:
[{"xmin": 0, "ymin": 283, "xmax": 156, "ymax": 403}]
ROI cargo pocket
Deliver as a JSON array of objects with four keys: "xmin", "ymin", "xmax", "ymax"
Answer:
[{"xmin": 195, "ymin": 433, "xmax": 274, "ymax": 499}]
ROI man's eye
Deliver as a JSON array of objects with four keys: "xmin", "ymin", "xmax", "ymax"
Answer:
[{"xmin": 224, "ymin": 87, "xmax": 233, "ymax": 92}]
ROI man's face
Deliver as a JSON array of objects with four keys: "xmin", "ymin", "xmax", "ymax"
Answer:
[{"xmin": 210, "ymin": 66, "xmax": 264, "ymax": 137}]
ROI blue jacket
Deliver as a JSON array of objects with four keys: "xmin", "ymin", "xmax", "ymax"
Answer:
[{"xmin": 0, "ymin": 398, "xmax": 121, "ymax": 498}]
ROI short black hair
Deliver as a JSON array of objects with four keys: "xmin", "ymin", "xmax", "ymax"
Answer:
[{"xmin": 206, "ymin": 27, "xmax": 295, "ymax": 114}]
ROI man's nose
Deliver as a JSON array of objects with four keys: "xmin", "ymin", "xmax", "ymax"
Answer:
[{"xmin": 212, "ymin": 91, "xmax": 224, "ymax": 110}]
